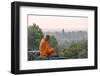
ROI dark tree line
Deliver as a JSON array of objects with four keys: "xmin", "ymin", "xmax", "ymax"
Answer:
[
  {"xmin": 28, "ymin": 23, "xmax": 43, "ymax": 50},
  {"xmin": 28, "ymin": 23, "xmax": 58, "ymax": 51}
]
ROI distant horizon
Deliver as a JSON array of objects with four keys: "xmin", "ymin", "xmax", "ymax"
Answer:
[
  {"xmin": 28, "ymin": 15, "xmax": 88, "ymax": 32},
  {"xmin": 43, "ymin": 30, "xmax": 88, "ymax": 32},
  {"xmin": 28, "ymin": 25, "xmax": 88, "ymax": 32}
]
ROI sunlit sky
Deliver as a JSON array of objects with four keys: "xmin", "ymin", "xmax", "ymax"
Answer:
[{"xmin": 28, "ymin": 15, "xmax": 88, "ymax": 32}]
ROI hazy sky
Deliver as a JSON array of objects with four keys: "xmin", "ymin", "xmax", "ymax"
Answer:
[{"xmin": 28, "ymin": 15, "xmax": 88, "ymax": 32}]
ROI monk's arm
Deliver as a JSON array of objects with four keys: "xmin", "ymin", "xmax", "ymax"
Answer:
[{"xmin": 39, "ymin": 40, "xmax": 48, "ymax": 51}]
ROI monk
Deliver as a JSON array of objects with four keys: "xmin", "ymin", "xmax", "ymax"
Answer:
[{"xmin": 39, "ymin": 35, "xmax": 55, "ymax": 57}]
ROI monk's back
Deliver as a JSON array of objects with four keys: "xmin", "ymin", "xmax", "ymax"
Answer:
[{"xmin": 39, "ymin": 38, "xmax": 48, "ymax": 56}]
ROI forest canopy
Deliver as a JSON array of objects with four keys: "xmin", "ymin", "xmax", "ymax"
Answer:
[{"xmin": 28, "ymin": 23, "xmax": 88, "ymax": 60}]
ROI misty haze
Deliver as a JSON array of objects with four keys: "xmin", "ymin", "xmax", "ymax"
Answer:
[{"xmin": 28, "ymin": 15, "xmax": 88, "ymax": 61}]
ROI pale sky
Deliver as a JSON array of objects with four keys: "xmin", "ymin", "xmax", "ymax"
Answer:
[{"xmin": 28, "ymin": 15, "xmax": 88, "ymax": 32}]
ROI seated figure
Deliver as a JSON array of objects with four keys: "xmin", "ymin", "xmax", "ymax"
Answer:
[{"xmin": 39, "ymin": 35, "xmax": 55, "ymax": 57}]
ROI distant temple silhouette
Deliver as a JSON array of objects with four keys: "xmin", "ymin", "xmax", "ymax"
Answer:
[{"xmin": 62, "ymin": 29, "xmax": 64, "ymax": 34}]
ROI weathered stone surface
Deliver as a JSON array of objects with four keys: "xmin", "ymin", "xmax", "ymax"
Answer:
[{"xmin": 28, "ymin": 51, "xmax": 67, "ymax": 61}]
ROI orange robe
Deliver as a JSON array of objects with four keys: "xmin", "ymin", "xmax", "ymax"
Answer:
[{"xmin": 39, "ymin": 38, "xmax": 54, "ymax": 56}]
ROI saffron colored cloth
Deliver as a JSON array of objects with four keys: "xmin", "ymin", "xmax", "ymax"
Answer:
[{"xmin": 39, "ymin": 38, "xmax": 54, "ymax": 56}]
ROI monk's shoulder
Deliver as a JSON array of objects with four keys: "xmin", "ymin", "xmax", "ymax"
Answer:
[{"xmin": 41, "ymin": 38, "xmax": 46, "ymax": 44}]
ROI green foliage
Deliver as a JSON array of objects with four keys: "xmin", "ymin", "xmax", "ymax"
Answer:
[
  {"xmin": 78, "ymin": 40, "xmax": 88, "ymax": 58},
  {"xmin": 65, "ymin": 42, "xmax": 82, "ymax": 58},
  {"xmin": 28, "ymin": 23, "xmax": 43, "ymax": 50},
  {"xmin": 48, "ymin": 35, "xmax": 59, "ymax": 55},
  {"xmin": 58, "ymin": 40, "xmax": 88, "ymax": 59},
  {"xmin": 28, "ymin": 23, "xmax": 88, "ymax": 59},
  {"xmin": 79, "ymin": 40, "xmax": 88, "ymax": 50},
  {"xmin": 48, "ymin": 36, "xmax": 58, "ymax": 48}
]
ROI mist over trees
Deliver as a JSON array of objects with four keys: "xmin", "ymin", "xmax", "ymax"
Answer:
[
  {"xmin": 58, "ymin": 40, "xmax": 88, "ymax": 58},
  {"xmin": 28, "ymin": 23, "xmax": 88, "ymax": 60}
]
